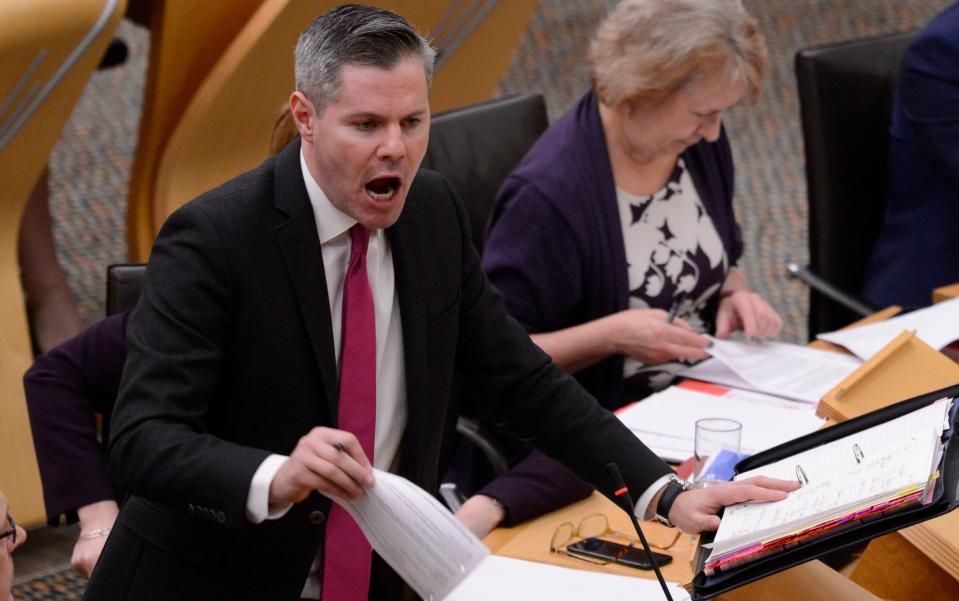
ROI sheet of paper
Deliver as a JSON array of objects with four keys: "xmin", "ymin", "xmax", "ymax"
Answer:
[
  {"xmin": 817, "ymin": 297, "xmax": 959, "ymax": 360},
  {"xmin": 737, "ymin": 398, "xmax": 951, "ymax": 482},
  {"xmin": 335, "ymin": 469, "xmax": 489, "ymax": 601},
  {"xmin": 616, "ymin": 385, "xmax": 825, "ymax": 461},
  {"xmin": 695, "ymin": 338, "xmax": 861, "ymax": 403},
  {"xmin": 713, "ymin": 427, "xmax": 940, "ymax": 556},
  {"xmin": 445, "ymin": 555, "xmax": 690, "ymax": 601},
  {"xmin": 680, "ymin": 358, "xmax": 782, "ymax": 402}
]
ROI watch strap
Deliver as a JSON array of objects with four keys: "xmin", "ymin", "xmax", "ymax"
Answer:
[{"xmin": 655, "ymin": 477, "xmax": 689, "ymax": 527}]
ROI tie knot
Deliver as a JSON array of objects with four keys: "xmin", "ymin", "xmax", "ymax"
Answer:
[{"xmin": 349, "ymin": 224, "xmax": 370, "ymax": 256}]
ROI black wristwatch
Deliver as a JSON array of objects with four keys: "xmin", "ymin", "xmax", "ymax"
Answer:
[{"xmin": 654, "ymin": 475, "xmax": 693, "ymax": 528}]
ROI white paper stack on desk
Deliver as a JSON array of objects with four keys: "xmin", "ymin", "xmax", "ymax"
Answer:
[
  {"xmin": 679, "ymin": 337, "xmax": 861, "ymax": 404},
  {"xmin": 616, "ymin": 383, "xmax": 826, "ymax": 462}
]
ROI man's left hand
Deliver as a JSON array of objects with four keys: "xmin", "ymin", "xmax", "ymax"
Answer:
[
  {"xmin": 715, "ymin": 290, "xmax": 783, "ymax": 340},
  {"xmin": 454, "ymin": 495, "xmax": 505, "ymax": 539},
  {"xmin": 667, "ymin": 476, "xmax": 800, "ymax": 533}
]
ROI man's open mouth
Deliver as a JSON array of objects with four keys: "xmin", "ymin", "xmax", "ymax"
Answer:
[{"xmin": 365, "ymin": 176, "xmax": 400, "ymax": 201}]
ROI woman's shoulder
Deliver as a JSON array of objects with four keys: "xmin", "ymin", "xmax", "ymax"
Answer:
[{"xmin": 503, "ymin": 92, "xmax": 610, "ymax": 208}]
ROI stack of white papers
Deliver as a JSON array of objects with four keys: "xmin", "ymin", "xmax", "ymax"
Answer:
[
  {"xmin": 680, "ymin": 338, "xmax": 861, "ymax": 404},
  {"xmin": 817, "ymin": 297, "xmax": 959, "ymax": 360},
  {"xmin": 447, "ymin": 555, "xmax": 690, "ymax": 600},
  {"xmin": 616, "ymin": 385, "xmax": 826, "ymax": 462}
]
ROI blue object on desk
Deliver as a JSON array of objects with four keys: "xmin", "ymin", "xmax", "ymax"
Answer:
[{"xmin": 700, "ymin": 449, "xmax": 751, "ymax": 482}]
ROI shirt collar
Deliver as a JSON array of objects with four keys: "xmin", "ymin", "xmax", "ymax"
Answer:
[{"xmin": 300, "ymin": 148, "xmax": 356, "ymax": 245}]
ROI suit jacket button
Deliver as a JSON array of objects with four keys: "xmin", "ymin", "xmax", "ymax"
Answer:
[
  {"xmin": 216, "ymin": 511, "xmax": 226, "ymax": 524},
  {"xmin": 308, "ymin": 511, "xmax": 326, "ymax": 526}
]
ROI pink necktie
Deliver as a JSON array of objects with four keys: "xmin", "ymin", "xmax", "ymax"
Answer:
[{"xmin": 322, "ymin": 225, "xmax": 376, "ymax": 601}]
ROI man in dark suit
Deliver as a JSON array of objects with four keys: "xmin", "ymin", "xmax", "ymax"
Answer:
[{"xmin": 84, "ymin": 5, "xmax": 795, "ymax": 600}]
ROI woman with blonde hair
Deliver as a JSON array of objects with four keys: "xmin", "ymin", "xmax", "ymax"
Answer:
[{"xmin": 456, "ymin": 0, "xmax": 783, "ymax": 537}]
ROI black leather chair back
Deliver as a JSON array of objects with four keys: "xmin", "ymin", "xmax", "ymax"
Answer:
[
  {"xmin": 106, "ymin": 263, "xmax": 146, "ymax": 315},
  {"xmin": 421, "ymin": 93, "xmax": 548, "ymax": 253},
  {"xmin": 796, "ymin": 32, "xmax": 915, "ymax": 337}
]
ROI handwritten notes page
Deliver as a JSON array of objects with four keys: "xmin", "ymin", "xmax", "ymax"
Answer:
[
  {"xmin": 684, "ymin": 338, "xmax": 861, "ymax": 404},
  {"xmin": 711, "ymin": 428, "xmax": 940, "ymax": 558},
  {"xmin": 704, "ymin": 399, "xmax": 950, "ymax": 569},
  {"xmin": 737, "ymin": 399, "xmax": 951, "ymax": 482}
]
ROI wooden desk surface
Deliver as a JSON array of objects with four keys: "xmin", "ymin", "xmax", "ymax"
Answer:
[
  {"xmin": 485, "ymin": 493, "xmax": 696, "ymax": 583},
  {"xmin": 484, "ymin": 492, "xmax": 880, "ymax": 600}
]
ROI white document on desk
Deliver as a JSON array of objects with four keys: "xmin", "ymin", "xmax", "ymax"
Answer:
[
  {"xmin": 616, "ymin": 385, "xmax": 826, "ymax": 461},
  {"xmin": 817, "ymin": 297, "xmax": 959, "ymax": 360},
  {"xmin": 681, "ymin": 338, "xmax": 861, "ymax": 404},
  {"xmin": 446, "ymin": 555, "xmax": 690, "ymax": 600},
  {"xmin": 336, "ymin": 469, "xmax": 689, "ymax": 600}
]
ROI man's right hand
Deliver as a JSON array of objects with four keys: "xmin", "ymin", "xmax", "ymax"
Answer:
[
  {"xmin": 667, "ymin": 476, "xmax": 799, "ymax": 533},
  {"xmin": 268, "ymin": 427, "xmax": 375, "ymax": 507}
]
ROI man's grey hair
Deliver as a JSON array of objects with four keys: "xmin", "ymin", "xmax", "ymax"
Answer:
[{"xmin": 295, "ymin": 4, "xmax": 437, "ymax": 110}]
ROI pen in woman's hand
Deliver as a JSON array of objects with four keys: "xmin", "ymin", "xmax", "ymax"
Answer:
[{"xmin": 667, "ymin": 291, "xmax": 687, "ymax": 324}]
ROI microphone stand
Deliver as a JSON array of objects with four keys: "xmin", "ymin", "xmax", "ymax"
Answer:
[{"xmin": 606, "ymin": 463, "xmax": 675, "ymax": 601}]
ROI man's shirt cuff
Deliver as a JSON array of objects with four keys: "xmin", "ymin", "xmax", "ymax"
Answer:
[
  {"xmin": 246, "ymin": 454, "xmax": 293, "ymax": 523},
  {"xmin": 636, "ymin": 474, "xmax": 673, "ymax": 521}
]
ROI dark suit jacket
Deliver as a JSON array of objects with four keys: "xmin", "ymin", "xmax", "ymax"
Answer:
[
  {"xmin": 864, "ymin": 2, "xmax": 959, "ymax": 308},
  {"xmin": 83, "ymin": 140, "xmax": 670, "ymax": 600}
]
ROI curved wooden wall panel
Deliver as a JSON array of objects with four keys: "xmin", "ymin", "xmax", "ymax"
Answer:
[
  {"xmin": 0, "ymin": 0, "xmax": 125, "ymax": 526},
  {"xmin": 129, "ymin": 0, "xmax": 537, "ymax": 259},
  {"xmin": 125, "ymin": 0, "xmax": 264, "ymax": 262}
]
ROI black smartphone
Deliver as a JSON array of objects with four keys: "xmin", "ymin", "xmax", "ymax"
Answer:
[{"xmin": 566, "ymin": 537, "xmax": 672, "ymax": 570}]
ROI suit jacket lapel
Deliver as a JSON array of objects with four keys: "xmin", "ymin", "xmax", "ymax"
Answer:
[
  {"xmin": 387, "ymin": 191, "xmax": 434, "ymax": 482},
  {"xmin": 272, "ymin": 141, "xmax": 339, "ymax": 420}
]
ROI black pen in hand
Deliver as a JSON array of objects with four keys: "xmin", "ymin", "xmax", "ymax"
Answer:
[{"xmin": 666, "ymin": 291, "xmax": 687, "ymax": 324}]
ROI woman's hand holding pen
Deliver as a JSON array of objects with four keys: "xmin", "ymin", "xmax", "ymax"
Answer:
[{"xmin": 604, "ymin": 308, "xmax": 710, "ymax": 364}]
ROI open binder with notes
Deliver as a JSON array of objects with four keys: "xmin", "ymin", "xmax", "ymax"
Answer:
[{"xmin": 689, "ymin": 383, "xmax": 959, "ymax": 600}]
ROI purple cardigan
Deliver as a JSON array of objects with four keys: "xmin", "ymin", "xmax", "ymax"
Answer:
[
  {"xmin": 478, "ymin": 90, "xmax": 742, "ymax": 524},
  {"xmin": 24, "ymin": 312, "xmax": 129, "ymax": 525}
]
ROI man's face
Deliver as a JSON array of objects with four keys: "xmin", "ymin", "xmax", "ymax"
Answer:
[
  {"xmin": 295, "ymin": 56, "xmax": 430, "ymax": 230},
  {"xmin": 0, "ymin": 492, "xmax": 26, "ymax": 601}
]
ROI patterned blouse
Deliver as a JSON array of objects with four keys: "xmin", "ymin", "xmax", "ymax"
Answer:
[{"xmin": 616, "ymin": 158, "xmax": 728, "ymax": 398}]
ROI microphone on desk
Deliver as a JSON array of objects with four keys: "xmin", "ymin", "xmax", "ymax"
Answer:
[{"xmin": 605, "ymin": 463, "xmax": 675, "ymax": 601}]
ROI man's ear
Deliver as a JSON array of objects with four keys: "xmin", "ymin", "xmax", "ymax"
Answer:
[{"xmin": 290, "ymin": 91, "xmax": 317, "ymax": 143}]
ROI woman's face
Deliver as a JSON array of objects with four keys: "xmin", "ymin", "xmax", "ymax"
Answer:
[{"xmin": 614, "ymin": 72, "xmax": 748, "ymax": 164}]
